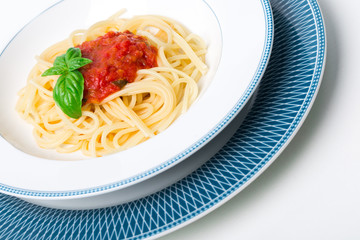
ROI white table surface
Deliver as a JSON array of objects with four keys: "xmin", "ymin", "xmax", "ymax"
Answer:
[{"xmin": 1, "ymin": 0, "xmax": 359, "ymax": 239}]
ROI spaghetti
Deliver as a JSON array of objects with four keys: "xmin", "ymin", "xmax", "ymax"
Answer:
[{"xmin": 16, "ymin": 10, "xmax": 208, "ymax": 157}]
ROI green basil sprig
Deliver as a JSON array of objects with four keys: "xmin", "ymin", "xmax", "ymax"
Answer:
[{"xmin": 42, "ymin": 47, "xmax": 92, "ymax": 119}]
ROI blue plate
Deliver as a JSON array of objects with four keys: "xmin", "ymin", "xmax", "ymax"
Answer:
[{"xmin": 0, "ymin": 0, "xmax": 325, "ymax": 239}]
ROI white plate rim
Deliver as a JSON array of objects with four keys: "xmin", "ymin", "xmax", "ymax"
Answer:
[{"xmin": 0, "ymin": 0, "xmax": 274, "ymax": 198}]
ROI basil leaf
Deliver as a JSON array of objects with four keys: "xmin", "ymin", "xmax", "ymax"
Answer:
[
  {"xmin": 65, "ymin": 47, "xmax": 82, "ymax": 66},
  {"xmin": 53, "ymin": 54, "xmax": 67, "ymax": 69},
  {"xmin": 42, "ymin": 66, "xmax": 67, "ymax": 77},
  {"xmin": 42, "ymin": 47, "xmax": 92, "ymax": 118},
  {"xmin": 53, "ymin": 70, "xmax": 84, "ymax": 119},
  {"xmin": 68, "ymin": 57, "xmax": 93, "ymax": 71}
]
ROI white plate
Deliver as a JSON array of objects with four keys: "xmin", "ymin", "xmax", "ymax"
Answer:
[{"xmin": 0, "ymin": 0, "xmax": 273, "ymax": 197}]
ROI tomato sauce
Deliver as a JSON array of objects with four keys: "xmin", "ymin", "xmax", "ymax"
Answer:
[{"xmin": 77, "ymin": 31, "xmax": 158, "ymax": 104}]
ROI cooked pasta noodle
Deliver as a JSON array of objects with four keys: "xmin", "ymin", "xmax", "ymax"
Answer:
[{"xmin": 16, "ymin": 10, "xmax": 208, "ymax": 157}]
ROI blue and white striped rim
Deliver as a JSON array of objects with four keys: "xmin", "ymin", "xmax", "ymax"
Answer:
[{"xmin": 0, "ymin": 0, "xmax": 274, "ymax": 197}]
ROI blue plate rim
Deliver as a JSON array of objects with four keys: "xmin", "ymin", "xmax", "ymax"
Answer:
[{"xmin": 153, "ymin": 0, "xmax": 327, "ymax": 238}]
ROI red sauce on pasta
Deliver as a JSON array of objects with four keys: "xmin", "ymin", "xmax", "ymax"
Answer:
[{"xmin": 77, "ymin": 31, "xmax": 158, "ymax": 104}]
